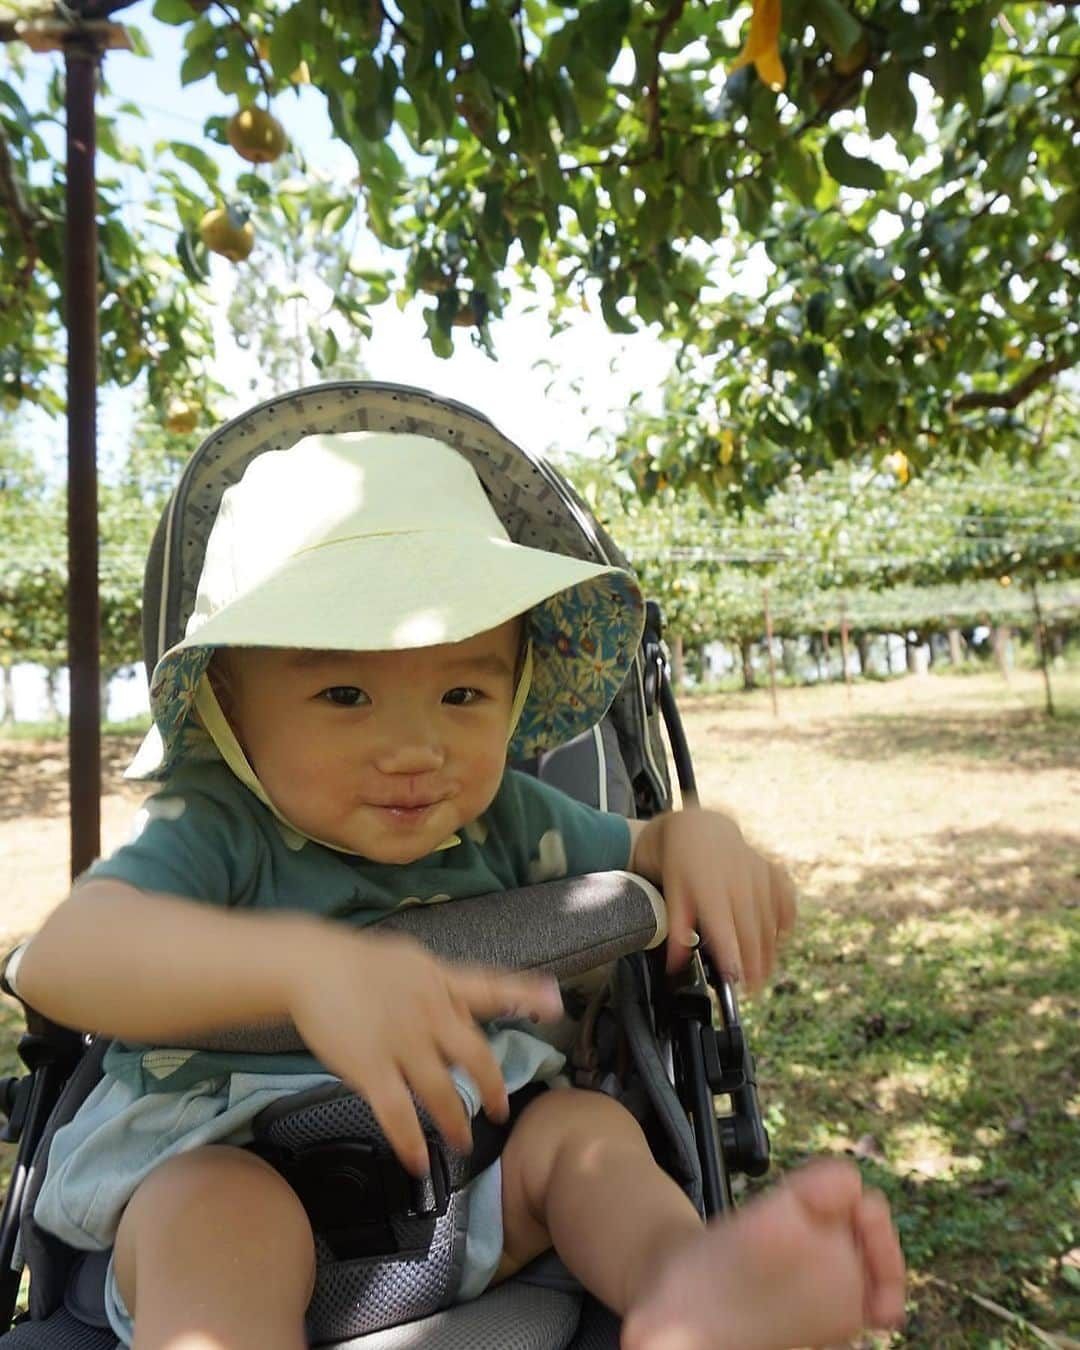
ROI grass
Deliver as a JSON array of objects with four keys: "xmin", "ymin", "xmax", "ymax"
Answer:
[
  {"xmin": 0, "ymin": 715, "xmax": 151, "ymax": 741},
  {"xmin": 682, "ymin": 670, "xmax": 1079, "ymax": 1348},
  {"xmin": 2, "ymin": 669, "xmax": 1078, "ymax": 1345},
  {"xmin": 739, "ymin": 902, "xmax": 1078, "ymax": 1347}
]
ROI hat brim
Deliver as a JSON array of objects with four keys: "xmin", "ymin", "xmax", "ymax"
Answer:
[
  {"xmin": 129, "ymin": 533, "xmax": 643, "ymax": 779},
  {"xmin": 181, "ymin": 531, "xmax": 616, "ymax": 653}
]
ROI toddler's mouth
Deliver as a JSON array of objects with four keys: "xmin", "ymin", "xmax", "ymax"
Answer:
[{"xmin": 373, "ymin": 800, "xmax": 441, "ymax": 822}]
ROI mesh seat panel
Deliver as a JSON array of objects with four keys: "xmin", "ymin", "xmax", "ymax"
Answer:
[
  {"xmin": 0, "ymin": 1286, "xmax": 596, "ymax": 1350},
  {"xmin": 0, "ymin": 1310, "xmax": 117, "ymax": 1349},
  {"xmin": 326, "ymin": 1282, "xmax": 582, "ymax": 1350}
]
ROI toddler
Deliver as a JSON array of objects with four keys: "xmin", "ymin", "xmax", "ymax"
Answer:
[{"xmin": 18, "ymin": 430, "xmax": 904, "ymax": 1349}]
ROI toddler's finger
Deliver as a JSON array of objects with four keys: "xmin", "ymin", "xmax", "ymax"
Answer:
[
  {"xmin": 856, "ymin": 1187, "xmax": 907, "ymax": 1330},
  {"xmin": 773, "ymin": 861, "xmax": 797, "ymax": 941},
  {"xmin": 455, "ymin": 967, "xmax": 563, "ymax": 1023},
  {"xmin": 365, "ymin": 1073, "xmax": 430, "ymax": 1177},
  {"xmin": 733, "ymin": 872, "xmax": 766, "ymax": 989},
  {"xmin": 696, "ymin": 890, "xmax": 742, "ymax": 985},
  {"xmin": 662, "ymin": 879, "xmax": 697, "ymax": 973},
  {"xmin": 401, "ymin": 1049, "xmax": 474, "ymax": 1156},
  {"xmin": 438, "ymin": 1018, "xmax": 510, "ymax": 1124}
]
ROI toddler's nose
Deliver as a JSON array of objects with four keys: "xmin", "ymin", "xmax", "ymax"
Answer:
[{"xmin": 373, "ymin": 740, "xmax": 445, "ymax": 777}]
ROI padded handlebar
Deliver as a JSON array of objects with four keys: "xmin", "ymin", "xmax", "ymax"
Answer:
[{"xmin": 182, "ymin": 871, "xmax": 667, "ymax": 1054}]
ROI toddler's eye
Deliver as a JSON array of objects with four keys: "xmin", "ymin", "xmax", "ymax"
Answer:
[
  {"xmin": 319, "ymin": 686, "xmax": 370, "ymax": 707},
  {"xmin": 443, "ymin": 687, "xmax": 483, "ymax": 706}
]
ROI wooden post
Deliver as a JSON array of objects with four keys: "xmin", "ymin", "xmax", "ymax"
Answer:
[
  {"xmin": 763, "ymin": 582, "xmax": 778, "ymax": 717},
  {"xmin": 839, "ymin": 600, "xmax": 852, "ymax": 701},
  {"xmin": 1030, "ymin": 578, "xmax": 1055, "ymax": 718}
]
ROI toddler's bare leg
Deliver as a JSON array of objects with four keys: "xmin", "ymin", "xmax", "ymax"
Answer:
[
  {"xmin": 497, "ymin": 1088, "xmax": 703, "ymax": 1311},
  {"xmin": 498, "ymin": 1090, "xmax": 905, "ymax": 1350},
  {"xmin": 113, "ymin": 1145, "xmax": 315, "ymax": 1350}
]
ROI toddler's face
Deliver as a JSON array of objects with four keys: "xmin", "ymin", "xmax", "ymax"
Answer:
[{"xmin": 217, "ymin": 619, "xmax": 521, "ymax": 863}]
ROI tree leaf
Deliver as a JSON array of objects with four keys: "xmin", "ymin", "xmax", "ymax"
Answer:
[
  {"xmin": 167, "ymin": 141, "xmax": 221, "ymax": 191},
  {"xmin": 866, "ymin": 60, "xmax": 916, "ymax": 139},
  {"xmin": 823, "ymin": 135, "xmax": 886, "ymax": 191},
  {"xmin": 734, "ymin": 177, "xmax": 772, "ymax": 234},
  {"xmin": 776, "ymin": 138, "xmax": 821, "ymax": 207},
  {"xmin": 807, "ymin": 0, "xmax": 864, "ymax": 60},
  {"xmin": 470, "ymin": 9, "xmax": 522, "ymax": 89}
]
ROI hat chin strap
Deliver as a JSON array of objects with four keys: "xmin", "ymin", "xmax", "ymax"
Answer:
[{"xmin": 191, "ymin": 642, "xmax": 534, "ymax": 857}]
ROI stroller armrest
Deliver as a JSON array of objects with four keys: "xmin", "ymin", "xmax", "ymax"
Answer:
[{"xmin": 183, "ymin": 871, "xmax": 667, "ymax": 1054}]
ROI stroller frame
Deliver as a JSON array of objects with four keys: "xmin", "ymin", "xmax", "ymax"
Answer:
[{"xmin": 0, "ymin": 382, "xmax": 769, "ymax": 1344}]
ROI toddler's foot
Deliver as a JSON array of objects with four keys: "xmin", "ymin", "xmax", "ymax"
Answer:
[{"xmin": 620, "ymin": 1158, "xmax": 905, "ymax": 1350}]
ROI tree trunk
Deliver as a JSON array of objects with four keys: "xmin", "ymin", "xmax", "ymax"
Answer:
[
  {"xmin": 839, "ymin": 606, "xmax": 852, "ymax": 698},
  {"xmin": 1, "ymin": 662, "xmax": 13, "ymax": 724},
  {"xmin": 991, "ymin": 626, "xmax": 1012, "ymax": 683},
  {"xmin": 738, "ymin": 638, "xmax": 756, "ymax": 691},
  {"xmin": 811, "ymin": 634, "xmax": 825, "ymax": 681},
  {"xmin": 781, "ymin": 638, "xmax": 798, "ymax": 678},
  {"xmin": 44, "ymin": 666, "xmax": 62, "ymax": 720},
  {"xmin": 947, "ymin": 628, "xmax": 964, "ymax": 666},
  {"xmin": 762, "ymin": 583, "xmax": 778, "ymax": 716},
  {"xmin": 855, "ymin": 632, "xmax": 871, "ymax": 676},
  {"xmin": 1030, "ymin": 580, "xmax": 1055, "ymax": 718},
  {"xmin": 671, "ymin": 633, "xmax": 685, "ymax": 692},
  {"xmin": 100, "ymin": 668, "xmax": 113, "ymax": 724}
]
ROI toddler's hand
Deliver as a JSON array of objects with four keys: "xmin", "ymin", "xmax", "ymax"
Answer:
[
  {"xmin": 633, "ymin": 809, "xmax": 796, "ymax": 989},
  {"xmin": 284, "ymin": 924, "xmax": 562, "ymax": 1175}
]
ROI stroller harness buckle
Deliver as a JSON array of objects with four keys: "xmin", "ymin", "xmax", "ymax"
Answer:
[{"xmin": 268, "ymin": 1138, "xmax": 452, "ymax": 1262}]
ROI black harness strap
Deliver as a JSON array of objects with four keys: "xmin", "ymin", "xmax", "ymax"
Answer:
[{"xmin": 252, "ymin": 1081, "xmax": 549, "ymax": 1262}]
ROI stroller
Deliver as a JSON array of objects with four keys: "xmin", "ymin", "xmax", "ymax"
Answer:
[{"xmin": 0, "ymin": 382, "xmax": 769, "ymax": 1349}]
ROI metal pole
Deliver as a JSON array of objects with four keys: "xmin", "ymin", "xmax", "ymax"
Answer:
[{"xmin": 65, "ymin": 35, "xmax": 102, "ymax": 878}]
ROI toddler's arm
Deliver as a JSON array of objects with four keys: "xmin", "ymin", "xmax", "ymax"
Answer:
[
  {"xmin": 16, "ymin": 878, "xmax": 316, "ymax": 1043},
  {"xmin": 16, "ymin": 879, "xmax": 562, "ymax": 1174}
]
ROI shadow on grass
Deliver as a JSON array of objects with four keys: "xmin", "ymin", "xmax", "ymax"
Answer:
[
  {"xmin": 0, "ymin": 736, "xmax": 142, "ymax": 824},
  {"xmin": 810, "ymin": 825, "xmax": 1080, "ymax": 920},
  {"xmin": 743, "ymin": 827, "xmax": 1080, "ymax": 1346}
]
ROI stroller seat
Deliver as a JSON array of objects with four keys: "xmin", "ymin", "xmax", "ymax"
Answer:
[{"xmin": 0, "ymin": 383, "xmax": 769, "ymax": 1348}]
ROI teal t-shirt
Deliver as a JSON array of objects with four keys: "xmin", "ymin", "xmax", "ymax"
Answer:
[{"xmin": 89, "ymin": 760, "xmax": 631, "ymax": 1093}]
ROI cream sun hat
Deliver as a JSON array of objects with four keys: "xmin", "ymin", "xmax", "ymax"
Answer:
[{"xmin": 129, "ymin": 430, "xmax": 644, "ymax": 783}]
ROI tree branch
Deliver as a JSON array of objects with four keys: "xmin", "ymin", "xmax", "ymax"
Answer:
[
  {"xmin": 953, "ymin": 356, "xmax": 1074, "ymax": 412},
  {"xmin": 645, "ymin": 0, "xmax": 688, "ymax": 148},
  {"xmin": 212, "ymin": 1, "xmax": 273, "ymax": 106}
]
